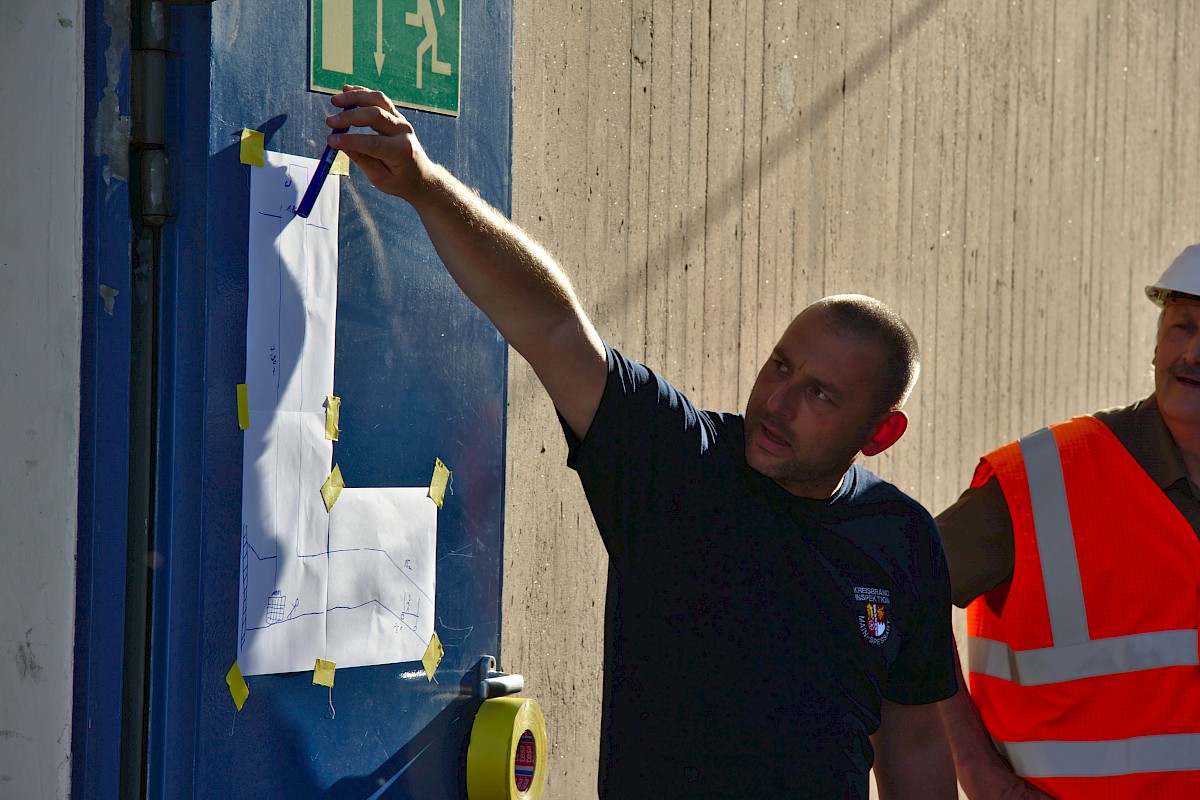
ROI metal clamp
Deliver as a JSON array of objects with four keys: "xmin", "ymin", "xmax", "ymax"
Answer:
[{"xmin": 474, "ymin": 655, "xmax": 524, "ymax": 699}]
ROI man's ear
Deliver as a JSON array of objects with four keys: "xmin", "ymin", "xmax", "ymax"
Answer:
[{"xmin": 861, "ymin": 410, "xmax": 908, "ymax": 457}]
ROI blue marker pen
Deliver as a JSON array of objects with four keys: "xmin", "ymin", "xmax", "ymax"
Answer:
[{"xmin": 295, "ymin": 104, "xmax": 358, "ymax": 218}]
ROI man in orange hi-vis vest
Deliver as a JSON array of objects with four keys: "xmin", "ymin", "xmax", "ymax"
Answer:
[{"xmin": 935, "ymin": 245, "xmax": 1200, "ymax": 798}]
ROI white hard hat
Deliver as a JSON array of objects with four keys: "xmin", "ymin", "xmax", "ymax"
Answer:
[{"xmin": 1146, "ymin": 244, "xmax": 1200, "ymax": 305}]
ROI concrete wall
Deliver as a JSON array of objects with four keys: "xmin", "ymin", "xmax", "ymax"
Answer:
[
  {"xmin": 0, "ymin": 0, "xmax": 84, "ymax": 797},
  {"xmin": 506, "ymin": 0, "xmax": 1200, "ymax": 795}
]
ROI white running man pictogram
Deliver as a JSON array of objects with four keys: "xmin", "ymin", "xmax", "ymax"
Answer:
[{"xmin": 406, "ymin": 0, "xmax": 452, "ymax": 89}]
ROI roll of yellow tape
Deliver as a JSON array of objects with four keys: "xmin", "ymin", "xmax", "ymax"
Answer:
[{"xmin": 466, "ymin": 696, "xmax": 548, "ymax": 800}]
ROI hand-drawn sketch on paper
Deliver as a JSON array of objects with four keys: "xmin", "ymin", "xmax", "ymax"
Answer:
[
  {"xmin": 237, "ymin": 151, "xmax": 438, "ymax": 676},
  {"xmin": 326, "ymin": 488, "xmax": 437, "ymax": 669}
]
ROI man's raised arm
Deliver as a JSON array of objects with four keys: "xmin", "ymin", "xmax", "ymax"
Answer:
[{"xmin": 325, "ymin": 86, "xmax": 607, "ymax": 439}]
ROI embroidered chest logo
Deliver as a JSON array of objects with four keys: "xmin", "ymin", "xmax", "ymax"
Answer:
[{"xmin": 855, "ymin": 586, "xmax": 891, "ymax": 645}]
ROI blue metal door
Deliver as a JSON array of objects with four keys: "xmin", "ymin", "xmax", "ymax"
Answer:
[{"xmin": 76, "ymin": 1, "xmax": 513, "ymax": 797}]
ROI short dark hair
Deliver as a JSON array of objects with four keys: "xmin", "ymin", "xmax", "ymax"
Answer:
[{"xmin": 809, "ymin": 294, "xmax": 920, "ymax": 413}]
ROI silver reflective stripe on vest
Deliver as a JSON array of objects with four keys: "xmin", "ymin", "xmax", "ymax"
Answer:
[
  {"xmin": 1018, "ymin": 427, "xmax": 1088, "ymax": 646},
  {"xmin": 999, "ymin": 734, "xmax": 1200, "ymax": 778},
  {"xmin": 975, "ymin": 427, "xmax": 1200, "ymax": 782},
  {"xmin": 969, "ymin": 630, "xmax": 1200, "ymax": 685}
]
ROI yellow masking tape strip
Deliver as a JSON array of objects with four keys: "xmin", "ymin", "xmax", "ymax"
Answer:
[
  {"xmin": 226, "ymin": 661, "xmax": 249, "ymax": 711},
  {"xmin": 330, "ymin": 151, "xmax": 351, "ymax": 176},
  {"xmin": 422, "ymin": 631, "xmax": 443, "ymax": 681},
  {"xmin": 466, "ymin": 697, "xmax": 548, "ymax": 800},
  {"xmin": 236, "ymin": 383, "xmax": 249, "ymax": 430},
  {"xmin": 325, "ymin": 395, "xmax": 341, "ymax": 440},
  {"xmin": 321, "ymin": 464, "xmax": 345, "ymax": 512},
  {"xmin": 313, "ymin": 658, "xmax": 336, "ymax": 688},
  {"xmin": 429, "ymin": 458, "xmax": 451, "ymax": 509},
  {"xmin": 239, "ymin": 129, "xmax": 265, "ymax": 168}
]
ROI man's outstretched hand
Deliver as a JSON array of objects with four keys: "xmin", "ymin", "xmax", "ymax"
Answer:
[{"xmin": 324, "ymin": 85, "xmax": 434, "ymax": 203}]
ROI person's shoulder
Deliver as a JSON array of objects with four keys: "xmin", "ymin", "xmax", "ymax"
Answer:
[
  {"xmin": 602, "ymin": 343, "xmax": 679, "ymax": 403},
  {"xmin": 605, "ymin": 343, "xmax": 688, "ymax": 399},
  {"xmin": 600, "ymin": 342, "xmax": 730, "ymax": 446},
  {"xmin": 1090, "ymin": 395, "xmax": 1151, "ymax": 430},
  {"xmin": 847, "ymin": 466, "xmax": 935, "ymax": 523},
  {"xmin": 603, "ymin": 342, "xmax": 649, "ymax": 383},
  {"xmin": 1078, "ymin": 395, "xmax": 1162, "ymax": 460},
  {"xmin": 708, "ymin": 411, "xmax": 744, "ymax": 434},
  {"xmin": 969, "ymin": 399, "xmax": 1144, "ymax": 457},
  {"xmin": 844, "ymin": 468, "xmax": 946, "ymax": 586},
  {"xmin": 849, "ymin": 464, "xmax": 914, "ymax": 500}
]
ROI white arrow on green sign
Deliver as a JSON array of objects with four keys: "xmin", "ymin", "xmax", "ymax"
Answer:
[{"xmin": 311, "ymin": 0, "xmax": 461, "ymax": 117}]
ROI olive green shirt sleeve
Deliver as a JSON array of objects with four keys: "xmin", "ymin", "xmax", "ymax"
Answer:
[{"xmin": 934, "ymin": 478, "xmax": 1013, "ymax": 609}]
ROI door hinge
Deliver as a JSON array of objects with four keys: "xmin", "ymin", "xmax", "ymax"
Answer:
[{"xmin": 130, "ymin": 0, "xmax": 170, "ymax": 227}]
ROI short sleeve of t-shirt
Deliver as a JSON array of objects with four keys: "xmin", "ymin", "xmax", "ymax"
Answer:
[
  {"xmin": 826, "ymin": 468, "xmax": 956, "ymax": 706},
  {"xmin": 560, "ymin": 343, "xmax": 719, "ymax": 564},
  {"xmin": 881, "ymin": 501, "xmax": 956, "ymax": 704}
]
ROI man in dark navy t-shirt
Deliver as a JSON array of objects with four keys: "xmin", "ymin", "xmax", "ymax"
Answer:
[
  {"xmin": 327, "ymin": 86, "xmax": 957, "ymax": 799},
  {"xmin": 565, "ymin": 345, "xmax": 955, "ymax": 798}
]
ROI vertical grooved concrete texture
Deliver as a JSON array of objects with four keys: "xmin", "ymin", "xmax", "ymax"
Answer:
[{"xmin": 509, "ymin": 2, "xmax": 1200, "ymax": 796}]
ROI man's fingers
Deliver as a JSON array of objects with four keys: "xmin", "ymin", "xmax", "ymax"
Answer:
[
  {"xmin": 328, "ymin": 129, "xmax": 415, "ymax": 167},
  {"xmin": 324, "ymin": 84, "xmax": 424, "ymax": 199},
  {"xmin": 338, "ymin": 149, "xmax": 385, "ymax": 176},
  {"xmin": 327, "ymin": 104, "xmax": 411, "ymax": 137},
  {"xmin": 334, "ymin": 85, "xmax": 399, "ymax": 115},
  {"xmin": 327, "ymin": 131, "xmax": 386, "ymax": 156}
]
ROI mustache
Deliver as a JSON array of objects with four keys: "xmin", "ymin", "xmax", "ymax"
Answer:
[
  {"xmin": 1169, "ymin": 362, "xmax": 1200, "ymax": 382},
  {"xmin": 754, "ymin": 410, "xmax": 788, "ymax": 431}
]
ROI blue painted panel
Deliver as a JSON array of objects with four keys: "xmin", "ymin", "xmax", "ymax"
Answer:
[
  {"xmin": 73, "ymin": 2, "xmax": 133, "ymax": 797},
  {"xmin": 146, "ymin": 2, "xmax": 512, "ymax": 797},
  {"xmin": 145, "ymin": 6, "xmax": 214, "ymax": 797}
]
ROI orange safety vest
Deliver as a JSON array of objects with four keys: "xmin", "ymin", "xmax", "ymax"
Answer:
[{"xmin": 966, "ymin": 416, "xmax": 1200, "ymax": 797}]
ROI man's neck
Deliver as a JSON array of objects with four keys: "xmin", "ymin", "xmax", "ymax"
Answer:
[{"xmin": 778, "ymin": 469, "xmax": 848, "ymax": 500}]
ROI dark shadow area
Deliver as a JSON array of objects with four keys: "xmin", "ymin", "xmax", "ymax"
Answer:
[
  {"xmin": 259, "ymin": 113, "xmax": 289, "ymax": 144},
  {"xmin": 322, "ymin": 684, "xmax": 481, "ymax": 800}
]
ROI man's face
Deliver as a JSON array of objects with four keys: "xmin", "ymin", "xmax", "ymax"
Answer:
[
  {"xmin": 1153, "ymin": 297, "xmax": 1200, "ymax": 428},
  {"xmin": 744, "ymin": 308, "xmax": 890, "ymax": 497}
]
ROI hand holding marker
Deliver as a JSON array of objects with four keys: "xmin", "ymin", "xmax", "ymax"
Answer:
[{"xmin": 295, "ymin": 104, "xmax": 358, "ymax": 218}]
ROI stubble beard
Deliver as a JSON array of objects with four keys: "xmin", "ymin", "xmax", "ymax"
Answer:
[{"xmin": 745, "ymin": 412, "xmax": 860, "ymax": 495}]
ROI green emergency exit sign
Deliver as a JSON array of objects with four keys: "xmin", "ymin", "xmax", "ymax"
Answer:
[{"xmin": 311, "ymin": 0, "xmax": 461, "ymax": 116}]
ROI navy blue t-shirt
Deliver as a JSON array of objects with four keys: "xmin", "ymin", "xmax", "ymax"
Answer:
[{"xmin": 563, "ymin": 346, "xmax": 955, "ymax": 799}]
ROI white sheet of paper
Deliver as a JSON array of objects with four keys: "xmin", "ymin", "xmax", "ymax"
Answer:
[
  {"xmin": 326, "ymin": 488, "xmax": 438, "ymax": 669},
  {"xmin": 245, "ymin": 151, "xmax": 339, "ymax": 414},
  {"xmin": 238, "ymin": 410, "xmax": 333, "ymax": 674},
  {"xmin": 237, "ymin": 151, "xmax": 440, "ymax": 676},
  {"xmin": 238, "ymin": 150, "xmax": 340, "ymax": 676}
]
